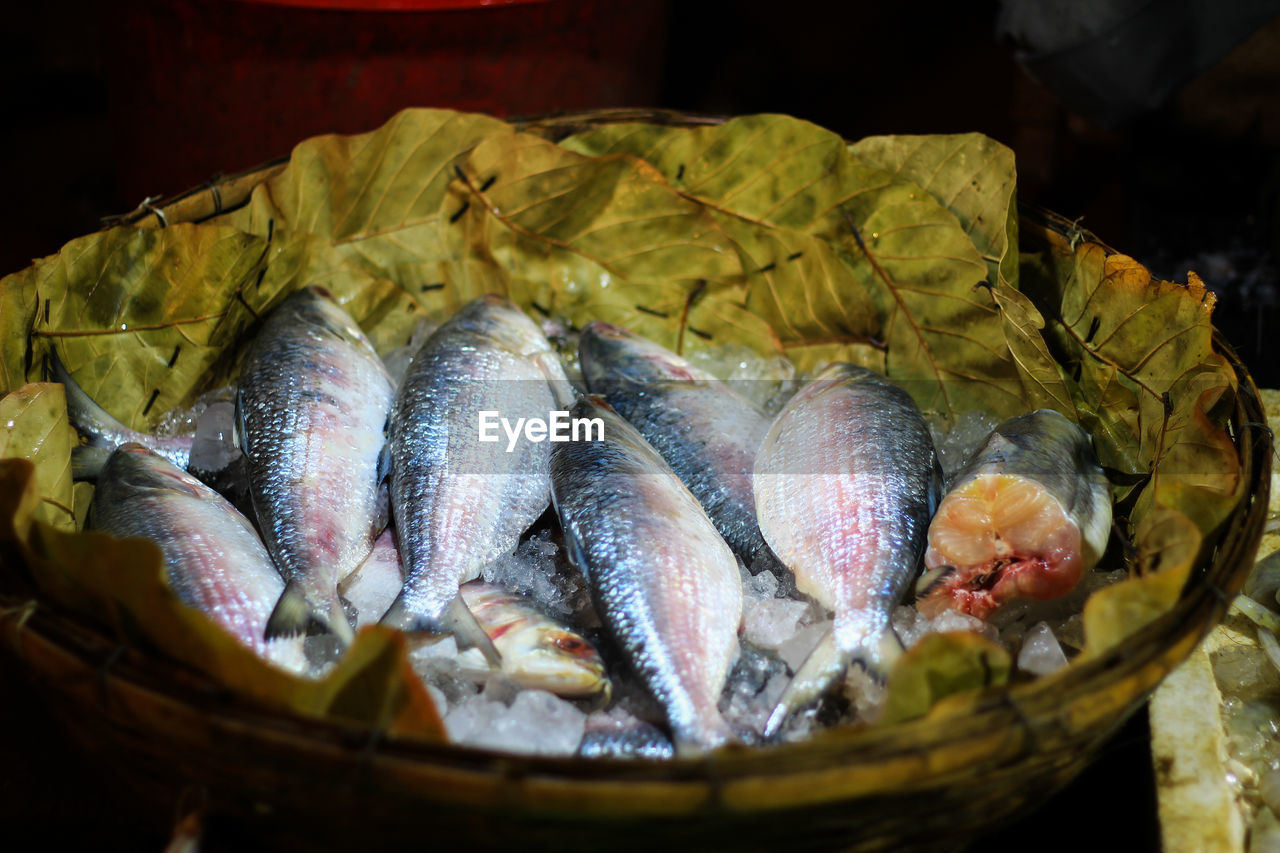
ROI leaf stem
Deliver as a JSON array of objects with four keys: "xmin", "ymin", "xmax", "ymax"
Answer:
[
  {"xmin": 33, "ymin": 312, "xmax": 229, "ymax": 337},
  {"xmin": 841, "ymin": 209, "xmax": 954, "ymax": 412}
]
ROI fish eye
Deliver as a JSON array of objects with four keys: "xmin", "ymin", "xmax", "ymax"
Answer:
[{"xmin": 549, "ymin": 633, "xmax": 587, "ymax": 654}]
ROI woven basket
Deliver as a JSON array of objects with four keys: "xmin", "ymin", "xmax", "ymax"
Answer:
[{"xmin": 0, "ymin": 110, "xmax": 1272, "ymax": 852}]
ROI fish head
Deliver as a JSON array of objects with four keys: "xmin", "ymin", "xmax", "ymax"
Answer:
[
  {"xmin": 504, "ymin": 624, "xmax": 611, "ymax": 699},
  {"xmin": 280, "ymin": 286, "xmax": 376, "ymax": 351},
  {"xmin": 451, "ymin": 295, "xmax": 551, "ymax": 357},
  {"xmin": 101, "ymin": 443, "xmax": 208, "ymax": 499},
  {"xmin": 579, "ymin": 321, "xmax": 705, "ymax": 391}
]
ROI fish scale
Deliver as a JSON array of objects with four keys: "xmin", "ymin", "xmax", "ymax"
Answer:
[
  {"xmin": 89, "ymin": 443, "xmax": 308, "ymax": 675},
  {"xmin": 382, "ymin": 295, "xmax": 566, "ymax": 660},
  {"xmin": 754, "ymin": 363, "xmax": 939, "ymax": 735},
  {"xmin": 237, "ymin": 286, "xmax": 395, "ymax": 645},
  {"xmin": 550, "ymin": 396, "xmax": 743, "ymax": 754},
  {"xmin": 578, "ymin": 321, "xmax": 771, "ymax": 561}
]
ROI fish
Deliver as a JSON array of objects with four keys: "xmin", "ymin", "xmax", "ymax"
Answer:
[
  {"xmin": 343, "ymin": 529, "xmax": 609, "ymax": 698},
  {"xmin": 382, "ymin": 294, "xmax": 569, "ymax": 662},
  {"xmin": 550, "ymin": 395, "xmax": 743, "ymax": 754},
  {"xmin": 578, "ymin": 322, "xmax": 771, "ymax": 561},
  {"xmin": 916, "ymin": 408, "xmax": 1112, "ymax": 620},
  {"xmin": 754, "ymin": 364, "xmax": 939, "ymax": 736},
  {"xmin": 88, "ymin": 443, "xmax": 307, "ymax": 675},
  {"xmin": 578, "ymin": 710, "xmax": 675, "ymax": 760},
  {"xmin": 236, "ymin": 286, "xmax": 395, "ymax": 646},
  {"xmin": 50, "ymin": 349, "xmax": 194, "ymax": 471}
]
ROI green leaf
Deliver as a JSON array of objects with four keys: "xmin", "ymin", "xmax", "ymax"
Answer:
[
  {"xmin": 881, "ymin": 631, "xmax": 1011, "ymax": 724},
  {"xmin": 850, "ymin": 134, "xmax": 1078, "ymax": 419},
  {"xmin": 563, "ymin": 115, "xmax": 1023, "ymax": 416},
  {"xmin": 219, "ymin": 108, "xmax": 515, "ymax": 326},
  {"xmin": 849, "ymin": 133, "xmax": 1018, "ymax": 290},
  {"xmin": 0, "ymin": 225, "xmax": 269, "ymax": 426},
  {"xmin": 1081, "ymin": 506, "xmax": 1199, "ymax": 659},
  {"xmin": 0, "ymin": 384, "xmax": 75, "ymax": 530}
]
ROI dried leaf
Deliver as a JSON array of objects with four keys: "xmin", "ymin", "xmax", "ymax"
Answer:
[
  {"xmin": 1082, "ymin": 506, "xmax": 1200, "ymax": 659},
  {"xmin": 0, "ymin": 109, "xmax": 1250, "ymax": 737},
  {"xmin": 851, "ymin": 134, "xmax": 1076, "ymax": 419},
  {"xmin": 881, "ymin": 631, "xmax": 1011, "ymax": 724},
  {"xmin": 0, "ymin": 384, "xmax": 75, "ymax": 530},
  {"xmin": 0, "ymin": 225, "xmax": 269, "ymax": 424},
  {"xmin": 561, "ymin": 115, "xmax": 1023, "ymax": 416}
]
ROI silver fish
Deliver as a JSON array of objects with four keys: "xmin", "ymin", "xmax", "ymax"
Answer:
[
  {"xmin": 550, "ymin": 396, "xmax": 743, "ymax": 754},
  {"xmin": 89, "ymin": 444, "xmax": 307, "ymax": 674},
  {"xmin": 917, "ymin": 409, "xmax": 1111, "ymax": 619},
  {"xmin": 236, "ymin": 286, "xmax": 395, "ymax": 645},
  {"xmin": 344, "ymin": 529, "xmax": 609, "ymax": 697},
  {"xmin": 754, "ymin": 364, "xmax": 939, "ymax": 736},
  {"xmin": 51, "ymin": 349, "xmax": 194, "ymax": 471},
  {"xmin": 579, "ymin": 322, "xmax": 771, "ymax": 560},
  {"xmin": 382, "ymin": 295, "xmax": 567, "ymax": 661}
]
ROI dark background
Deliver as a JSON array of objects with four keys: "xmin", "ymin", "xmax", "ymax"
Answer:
[{"xmin": 2, "ymin": 0, "xmax": 1276, "ymax": 848}]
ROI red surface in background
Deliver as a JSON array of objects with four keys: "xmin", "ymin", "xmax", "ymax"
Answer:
[
  {"xmin": 245, "ymin": 1, "xmax": 546, "ymax": 9},
  {"xmin": 104, "ymin": 0, "xmax": 669, "ymax": 203}
]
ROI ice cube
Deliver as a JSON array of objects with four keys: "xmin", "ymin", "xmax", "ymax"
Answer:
[
  {"xmin": 842, "ymin": 664, "xmax": 886, "ymax": 720},
  {"xmin": 304, "ymin": 634, "xmax": 345, "ymax": 675},
  {"xmin": 1016, "ymin": 621, "xmax": 1068, "ymax": 676},
  {"xmin": 743, "ymin": 596, "xmax": 811, "ymax": 650},
  {"xmin": 412, "ymin": 654, "xmax": 476, "ymax": 707},
  {"xmin": 778, "ymin": 620, "xmax": 830, "ymax": 672},
  {"xmin": 381, "ymin": 318, "xmax": 439, "ymax": 388},
  {"xmin": 929, "ymin": 409, "xmax": 1000, "ymax": 480},
  {"xmin": 482, "ymin": 529, "xmax": 585, "ymax": 617},
  {"xmin": 444, "ymin": 690, "xmax": 586, "ymax": 755},
  {"xmin": 188, "ymin": 401, "xmax": 241, "ymax": 473},
  {"xmin": 1260, "ymin": 768, "xmax": 1280, "ymax": 814},
  {"xmin": 340, "ymin": 538, "xmax": 403, "ymax": 629}
]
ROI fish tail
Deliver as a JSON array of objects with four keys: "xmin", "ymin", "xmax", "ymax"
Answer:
[
  {"xmin": 49, "ymin": 348, "xmax": 129, "ymax": 448},
  {"xmin": 380, "ymin": 591, "xmax": 502, "ymax": 667},
  {"xmin": 444, "ymin": 596, "xmax": 502, "ymax": 667},
  {"xmin": 764, "ymin": 624, "xmax": 901, "ymax": 738},
  {"xmin": 71, "ymin": 445, "xmax": 113, "ymax": 481},
  {"xmin": 763, "ymin": 627, "xmax": 847, "ymax": 738},
  {"xmin": 673, "ymin": 713, "xmax": 737, "ymax": 757},
  {"xmin": 852, "ymin": 625, "xmax": 904, "ymax": 683},
  {"xmin": 265, "ymin": 579, "xmax": 355, "ymax": 645},
  {"xmin": 535, "ymin": 351, "xmax": 579, "ymax": 410}
]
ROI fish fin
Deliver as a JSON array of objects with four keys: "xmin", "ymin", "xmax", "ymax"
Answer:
[
  {"xmin": 851, "ymin": 627, "xmax": 904, "ymax": 684},
  {"xmin": 443, "ymin": 596, "xmax": 502, "ymax": 667},
  {"xmin": 915, "ymin": 564, "xmax": 956, "ymax": 599},
  {"xmin": 379, "ymin": 591, "xmax": 502, "ymax": 667},
  {"xmin": 265, "ymin": 580, "xmax": 355, "ymax": 645},
  {"xmin": 672, "ymin": 715, "xmax": 737, "ymax": 757},
  {"xmin": 535, "ymin": 351, "xmax": 578, "ymax": 409},
  {"xmin": 264, "ymin": 580, "xmax": 313, "ymax": 640},
  {"xmin": 763, "ymin": 628, "xmax": 848, "ymax": 738},
  {"xmin": 376, "ymin": 437, "xmax": 391, "ymax": 485},
  {"xmin": 233, "ymin": 387, "xmax": 250, "ymax": 459},
  {"xmin": 50, "ymin": 348, "xmax": 128, "ymax": 446},
  {"xmin": 928, "ymin": 455, "xmax": 945, "ymax": 516},
  {"xmin": 71, "ymin": 445, "xmax": 113, "ymax": 481},
  {"xmin": 378, "ymin": 589, "xmax": 415, "ymax": 631}
]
